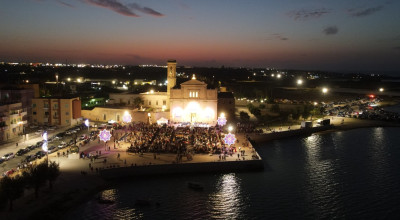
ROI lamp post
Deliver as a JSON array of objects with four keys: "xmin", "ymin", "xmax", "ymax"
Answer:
[
  {"xmin": 42, "ymin": 131, "xmax": 49, "ymax": 163},
  {"xmin": 84, "ymin": 119, "xmax": 90, "ymax": 131}
]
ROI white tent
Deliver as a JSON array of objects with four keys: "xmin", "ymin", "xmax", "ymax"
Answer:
[{"xmin": 157, "ymin": 117, "xmax": 169, "ymax": 125}]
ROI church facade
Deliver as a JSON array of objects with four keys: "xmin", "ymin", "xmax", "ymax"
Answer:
[{"xmin": 170, "ymin": 75, "xmax": 218, "ymax": 124}]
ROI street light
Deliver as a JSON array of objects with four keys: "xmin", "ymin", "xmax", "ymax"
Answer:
[
  {"xmin": 297, "ymin": 79, "xmax": 303, "ymax": 85},
  {"xmin": 42, "ymin": 131, "xmax": 49, "ymax": 163},
  {"xmin": 379, "ymin": 88, "xmax": 384, "ymax": 92},
  {"xmin": 84, "ymin": 119, "xmax": 90, "ymax": 131},
  {"xmin": 322, "ymin": 87, "xmax": 328, "ymax": 94}
]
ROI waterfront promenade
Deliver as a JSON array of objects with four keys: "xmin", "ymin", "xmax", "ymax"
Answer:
[{"xmin": 0, "ymin": 128, "xmax": 261, "ymax": 219}]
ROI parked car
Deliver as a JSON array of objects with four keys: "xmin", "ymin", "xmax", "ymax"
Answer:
[
  {"xmin": 16, "ymin": 148, "xmax": 28, "ymax": 156},
  {"xmin": 3, "ymin": 168, "xmax": 16, "ymax": 177},
  {"xmin": 2, "ymin": 152, "xmax": 15, "ymax": 160},
  {"xmin": 48, "ymin": 146, "xmax": 58, "ymax": 154},
  {"xmin": 25, "ymin": 155, "xmax": 36, "ymax": 162},
  {"xmin": 35, "ymin": 151, "xmax": 46, "ymax": 159}
]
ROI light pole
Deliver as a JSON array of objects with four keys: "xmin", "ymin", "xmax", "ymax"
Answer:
[
  {"xmin": 85, "ymin": 119, "xmax": 90, "ymax": 131},
  {"xmin": 42, "ymin": 131, "xmax": 49, "ymax": 164}
]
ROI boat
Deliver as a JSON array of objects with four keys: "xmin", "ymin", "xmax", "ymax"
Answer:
[{"xmin": 188, "ymin": 182, "xmax": 204, "ymax": 191}]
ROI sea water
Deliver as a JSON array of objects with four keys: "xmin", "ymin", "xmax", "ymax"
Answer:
[{"xmin": 67, "ymin": 127, "xmax": 400, "ymax": 219}]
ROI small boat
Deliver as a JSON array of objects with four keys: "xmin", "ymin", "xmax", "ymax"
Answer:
[
  {"xmin": 188, "ymin": 182, "xmax": 204, "ymax": 191},
  {"xmin": 135, "ymin": 199, "xmax": 151, "ymax": 206}
]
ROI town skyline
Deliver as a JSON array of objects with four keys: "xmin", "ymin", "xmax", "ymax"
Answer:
[{"xmin": 1, "ymin": 0, "xmax": 400, "ymax": 73}]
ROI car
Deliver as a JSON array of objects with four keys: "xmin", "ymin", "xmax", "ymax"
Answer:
[
  {"xmin": 26, "ymin": 145, "xmax": 35, "ymax": 151},
  {"xmin": 3, "ymin": 169, "xmax": 16, "ymax": 177},
  {"xmin": 35, "ymin": 151, "xmax": 46, "ymax": 159},
  {"xmin": 2, "ymin": 152, "xmax": 15, "ymax": 160},
  {"xmin": 0, "ymin": 158, "xmax": 4, "ymax": 164},
  {"xmin": 25, "ymin": 155, "xmax": 37, "ymax": 162},
  {"xmin": 58, "ymin": 144, "xmax": 66, "ymax": 149},
  {"xmin": 16, "ymin": 148, "xmax": 28, "ymax": 156},
  {"xmin": 48, "ymin": 146, "xmax": 58, "ymax": 154}
]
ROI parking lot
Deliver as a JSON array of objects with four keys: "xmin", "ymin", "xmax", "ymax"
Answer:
[{"xmin": 0, "ymin": 124, "xmax": 96, "ymax": 177}]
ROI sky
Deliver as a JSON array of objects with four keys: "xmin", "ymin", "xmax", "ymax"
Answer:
[{"xmin": 1, "ymin": 0, "xmax": 400, "ymax": 73}]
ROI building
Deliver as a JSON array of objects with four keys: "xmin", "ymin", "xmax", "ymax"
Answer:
[
  {"xmin": 0, "ymin": 86, "xmax": 35, "ymax": 123},
  {"xmin": 170, "ymin": 75, "xmax": 218, "ymax": 124},
  {"xmin": 81, "ymin": 107, "xmax": 168, "ymax": 124},
  {"xmin": 0, "ymin": 102, "xmax": 27, "ymax": 141},
  {"xmin": 217, "ymin": 92, "xmax": 235, "ymax": 121},
  {"xmin": 85, "ymin": 60, "xmax": 225, "ymax": 125},
  {"xmin": 31, "ymin": 97, "xmax": 82, "ymax": 126}
]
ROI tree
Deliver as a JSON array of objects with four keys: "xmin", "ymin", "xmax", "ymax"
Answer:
[
  {"xmin": 23, "ymin": 160, "xmax": 48, "ymax": 198},
  {"xmin": 133, "ymin": 97, "xmax": 144, "ymax": 109},
  {"xmin": 259, "ymin": 103, "xmax": 266, "ymax": 109},
  {"xmin": 47, "ymin": 161, "xmax": 60, "ymax": 189},
  {"xmin": 247, "ymin": 103, "xmax": 255, "ymax": 113},
  {"xmin": 239, "ymin": 111, "xmax": 250, "ymax": 122},
  {"xmin": 302, "ymin": 104, "xmax": 312, "ymax": 120},
  {"xmin": 0, "ymin": 175, "xmax": 25, "ymax": 211},
  {"xmin": 292, "ymin": 107, "xmax": 301, "ymax": 120}
]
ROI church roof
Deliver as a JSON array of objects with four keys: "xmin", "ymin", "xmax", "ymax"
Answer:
[{"xmin": 180, "ymin": 79, "xmax": 207, "ymax": 86}]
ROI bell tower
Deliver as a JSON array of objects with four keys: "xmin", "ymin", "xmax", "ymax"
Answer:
[{"xmin": 167, "ymin": 59, "xmax": 177, "ymax": 96}]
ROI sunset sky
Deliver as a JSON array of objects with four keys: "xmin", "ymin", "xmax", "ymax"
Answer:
[{"xmin": 1, "ymin": 0, "xmax": 399, "ymax": 72}]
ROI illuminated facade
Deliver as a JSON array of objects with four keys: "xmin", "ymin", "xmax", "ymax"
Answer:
[
  {"xmin": 101, "ymin": 60, "xmax": 220, "ymax": 125},
  {"xmin": 170, "ymin": 75, "xmax": 218, "ymax": 124}
]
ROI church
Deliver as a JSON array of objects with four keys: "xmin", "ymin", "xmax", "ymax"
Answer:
[
  {"xmin": 168, "ymin": 60, "xmax": 217, "ymax": 124},
  {"xmin": 83, "ymin": 60, "xmax": 228, "ymax": 125}
]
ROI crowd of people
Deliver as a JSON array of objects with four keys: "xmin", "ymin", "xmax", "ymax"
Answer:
[{"xmin": 120, "ymin": 123, "xmax": 248, "ymax": 157}]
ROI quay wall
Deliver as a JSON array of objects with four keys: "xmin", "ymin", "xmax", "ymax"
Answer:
[
  {"xmin": 249, "ymin": 125, "xmax": 334, "ymax": 144},
  {"xmin": 99, "ymin": 159, "xmax": 264, "ymax": 179}
]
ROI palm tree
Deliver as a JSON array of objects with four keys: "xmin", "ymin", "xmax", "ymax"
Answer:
[
  {"xmin": 47, "ymin": 161, "xmax": 60, "ymax": 189},
  {"xmin": 0, "ymin": 175, "xmax": 25, "ymax": 211}
]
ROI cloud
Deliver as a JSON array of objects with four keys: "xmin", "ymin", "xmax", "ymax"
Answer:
[
  {"xmin": 84, "ymin": 0, "xmax": 164, "ymax": 17},
  {"xmin": 56, "ymin": 0, "xmax": 75, "ymax": 8},
  {"xmin": 85, "ymin": 0, "xmax": 139, "ymax": 17},
  {"xmin": 270, "ymin": 33, "xmax": 289, "ymax": 41},
  {"xmin": 287, "ymin": 8, "xmax": 330, "ymax": 21},
  {"xmin": 348, "ymin": 6, "xmax": 383, "ymax": 17},
  {"xmin": 129, "ymin": 3, "xmax": 164, "ymax": 17},
  {"xmin": 323, "ymin": 26, "xmax": 338, "ymax": 35}
]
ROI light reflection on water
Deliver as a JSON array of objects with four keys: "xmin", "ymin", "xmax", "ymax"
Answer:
[{"xmin": 209, "ymin": 173, "xmax": 242, "ymax": 219}]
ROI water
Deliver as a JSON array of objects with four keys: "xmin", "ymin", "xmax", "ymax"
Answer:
[{"xmin": 67, "ymin": 127, "xmax": 400, "ymax": 219}]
